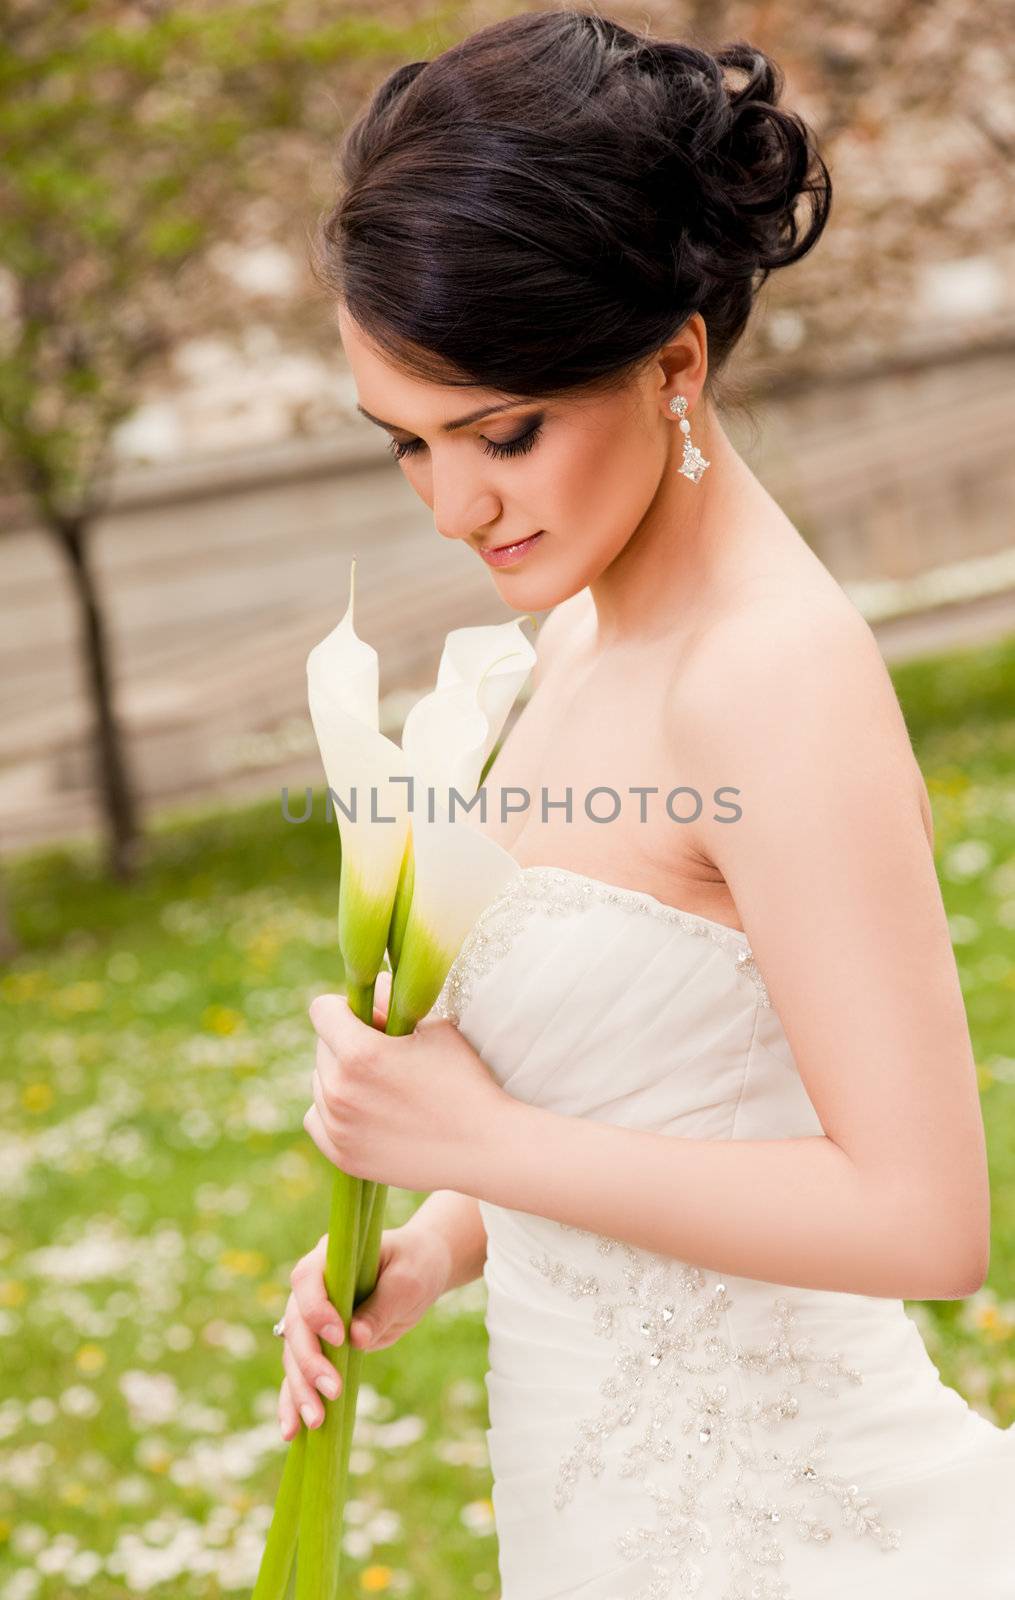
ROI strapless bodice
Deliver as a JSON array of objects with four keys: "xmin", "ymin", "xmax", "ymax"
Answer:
[{"xmin": 429, "ymin": 864, "xmax": 1015, "ymax": 1600}]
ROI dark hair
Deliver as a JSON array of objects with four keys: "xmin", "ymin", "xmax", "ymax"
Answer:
[{"xmin": 311, "ymin": 8, "xmax": 831, "ymax": 413}]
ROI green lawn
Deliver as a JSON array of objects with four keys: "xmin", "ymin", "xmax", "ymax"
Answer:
[{"xmin": 1, "ymin": 630, "xmax": 1013, "ymax": 1598}]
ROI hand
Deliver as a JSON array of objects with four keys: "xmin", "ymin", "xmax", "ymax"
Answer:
[
  {"xmin": 277, "ymin": 1221, "xmax": 452, "ymax": 1439},
  {"xmin": 303, "ymin": 970, "xmax": 513, "ymax": 1193}
]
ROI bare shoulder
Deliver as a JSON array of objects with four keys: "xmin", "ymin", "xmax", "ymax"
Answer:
[
  {"xmin": 529, "ymin": 587, "xmax": 595, "ymax": 691},
  {"xmin": 673, "ymin": 585, "xmax": 933, "ymax": 852},
  {"xmin": 663, "ymin": 583, "xmax": 984, "ymax": 1294}
]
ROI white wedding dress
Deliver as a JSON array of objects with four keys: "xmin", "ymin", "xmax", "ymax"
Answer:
[{"xmin": 430, "ymin": 864, "xmax": 1015, "ymax": 1600}]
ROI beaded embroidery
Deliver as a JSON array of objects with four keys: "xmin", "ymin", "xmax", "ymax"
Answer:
[
  {"xmin": 529, "ymin": 1224, "xmax": 901, "ymax": 1599},
  {"xmin": 430, "ymin": 864, "xmax": 770, "ymax": 1025}
]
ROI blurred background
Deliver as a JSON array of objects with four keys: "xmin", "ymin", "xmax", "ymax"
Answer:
[{"xmin": 1, "ymin": 1, "xmax": 1013, "ymax": 1595}]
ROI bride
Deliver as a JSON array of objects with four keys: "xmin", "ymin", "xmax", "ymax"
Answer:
[{"xmin": 276, "ymin": 10, "xmax": 1015, "ymax": 1596}]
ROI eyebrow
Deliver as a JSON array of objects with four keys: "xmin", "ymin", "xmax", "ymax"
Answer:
[{"xmin": 355, "ymin": 400, "xmax": 527, "ymax": 434}]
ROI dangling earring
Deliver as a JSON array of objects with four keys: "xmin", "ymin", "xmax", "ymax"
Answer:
[{"xmin": 669, "ymin": 394, "xmax": 710, "ymax": 483}]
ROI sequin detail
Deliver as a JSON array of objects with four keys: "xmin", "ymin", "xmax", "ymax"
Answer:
[
  {"xmin": 529, "ymin": 1225, "xmax": 901, "ymax": 1598},
  {"xmin": 430, "ymin": 864, "xmax": 770, "ymax": 1025}
]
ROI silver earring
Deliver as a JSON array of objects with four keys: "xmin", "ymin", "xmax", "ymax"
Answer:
[{"xmin": 669, "ymin": 394, "xmax": 710, "ymax": 483}]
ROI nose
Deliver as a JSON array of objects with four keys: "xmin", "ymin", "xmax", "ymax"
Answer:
[{"xmin": 430, "ymin": 458, "xmax": 501, "ymax": 545}]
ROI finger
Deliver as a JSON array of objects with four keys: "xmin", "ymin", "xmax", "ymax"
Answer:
[
  {"xmin": 347, "ymin": 1275, "xmax": 392, "ymax": 1347},
  {"xmin": 289, "ymin": 1260, "xmax": 346, "ymax": 1348},
  {"xmin": 303, "ymin": 1102, "xmax": 344, "ymax": 1166},
  {"xmin": 312, "ymin": 1053, "xmax": 341, "ymax": 1121},
  {"xmin": 346, "ymin": 1237, "xmax": 401, "ymax": 1349},
  {"xmin": 308, "ymin": 992, "xmax": 365, "ymax": 1057},
  {"xmin": 278, "ymin": 1376, "xmax": 300, "ymax": 1442},
  {"xmin": 315, "ymin": 1031, "xmax": 339, "ymax": 1085},
  {"xmin": 283, "ymin": 1298, "xmax": 344, "ymax": 1400},
  {"xmin": 372, "ymin": 969, "xmax": 392, "ymax": 1028},
  {"xmin": 283, "ymin": 1341, "xmax": 324, "ymax": 1430}
]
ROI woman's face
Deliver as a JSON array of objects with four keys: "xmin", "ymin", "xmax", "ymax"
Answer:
[{"xmin": 336, "ymin": 302, "xmax": 675, "ymax": 613}]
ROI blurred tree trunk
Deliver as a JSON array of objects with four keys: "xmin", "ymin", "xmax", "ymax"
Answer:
[
  {"xmin": 51, "ymin": 513, "xmax": 142, "ymax": 881},
  {"xmin": 0, "ymin": 868, "xmax": 17, "ymax": 962}
]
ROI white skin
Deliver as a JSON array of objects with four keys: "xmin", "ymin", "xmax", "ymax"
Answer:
[{"xmin": 278, "ymin": 301, "xmax": 991, "ymax": 1439}]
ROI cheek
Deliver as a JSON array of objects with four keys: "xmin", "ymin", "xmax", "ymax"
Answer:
[{"xmin": 544, "ymin": 427, "xmax": 657, "ymax": 566}]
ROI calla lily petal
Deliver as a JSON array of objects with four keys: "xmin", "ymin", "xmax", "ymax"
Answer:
[
  {"xmin": 386, "ymin": 816, "xmax": 522, "ymax": 1033},
  {"xmin": 401, "ymin": 617, "xmax": 536, "ymax": 799},
  {"xmin": 307, "ymin": 564, "xmax": 412, "ymax": 992}
]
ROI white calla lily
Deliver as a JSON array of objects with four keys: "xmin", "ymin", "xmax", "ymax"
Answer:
[
  {"xmin": 260, "ymin": 562, "xmax": 538, "ymax": 1600},
  {"xmin": 401, "ymin": 618, "xmax": 537, "ymax": 796},
  {"xmin": 306, "ymin": 562, "xmax": 411, "ymax": 1009},
  {"xmin": 387, "ymin": 619, "xmax": 537, "ymax": 1032}
]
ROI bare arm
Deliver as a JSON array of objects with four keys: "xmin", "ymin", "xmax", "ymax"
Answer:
[
  {"xmin": 472, "ymin": 1100, "xmax": 977, "ymax": 1300},
  {"xmin": 457, "ymin": 600, "xmax": 990, "ymax": 1302},
  {"xmin": 400, "ymin": 1188, "xmax": 488, "ymax": 1292}
]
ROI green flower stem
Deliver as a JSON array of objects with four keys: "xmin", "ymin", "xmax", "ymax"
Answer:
[
  {"xmin": 251, "ymin": 1427, "xmax": 305, "ymax": 1600},
  {"xmin": 330, "ymin": 1178, "xmax": 389, "ymax": 1533},
  {"xmin": 345, "ymin": 979, "xmax": 376, "ymax": 1026},
  {"xmin": 291, "ymin": 976, "xmax": 379, "ymax": 1599},
  {"xmin": 333, "ymin": 1001, "xmax": 413, "ymax": 1501},
  {"xmin": 250, "ymin": 1180, "xmax": 381, "ymax": 1600},
  {"xmin": 251, "ymin": 978, "xmax": 412, "ymax": 1599},
  {"xmin": 294, "ymin": 1162, "xmax": 363, "ymax": 1600}
]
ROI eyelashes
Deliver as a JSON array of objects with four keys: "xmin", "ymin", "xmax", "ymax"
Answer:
[{"xmin": 386, "ymin": 420, "xmax": 544, "ymax": 464}]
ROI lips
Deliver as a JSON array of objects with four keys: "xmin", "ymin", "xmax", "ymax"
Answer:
[
  {"xmin": 485, "ymin": 533, "xmax": 539, "ymax": 553},
  {"xmin": 478, "ymin": 530, "xmax": 545, "ymax": 567}
]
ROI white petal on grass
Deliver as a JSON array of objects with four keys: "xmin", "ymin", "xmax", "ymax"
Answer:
[
  {"xmin": 36, "ymin": 1533, "xmax": 80, "ymax": 1575},
  {"xmin": 179, "ymin": 1107, "xmax": 218, "ymax": 1146},
  {"xmin": 24, "ymin": 1221, "xmax": 142, "ymax": 1282},
  {"xmin": 11, "ymin": 1521, "xmax": 47, "ymax": 1556},
  {"xmin": 59, "ymin": 1385, "xmax": 100, "ymax": 1418},
  {"xmin": 195, "ymin": 1182, "xmax": 251, "ymax": 1215},
  {"xmin": 0, "ymin": 1398, "xmax": 24, "ymax": 1437},
  {"xmin": 367, "ymin": 1508, "xmax": 403, "ymax": 1542},
  {"xmin": 166, "ymin": 1421, "xmax": 284, "ymax": 1491},
  {"xmin": 201, "ymin": 1319, "xmax": 257, "ymax": 1359},
  {"xmin": 114, "ymin": 1474, "xmax": 152, "ymax": 1505},
  {"xmin": 435, "ymin": 1437, "xmax": 491, "ymax": 1468},
  {"xmin": 0, "ymin": 1441, "xmax": 55, "ymax": 1491},
  {"xmin": 942, "ymin": 839, "xmax": 993, "ymax": 880},
  {"xmin": 4, "ymin": 1569, "xmax": 42, "ymax": 1599},
  {"xmin": 177, "ymin": 1399, "xmax": 229, "ymax": 1434},
  {"xmin": 361, "ymin": 1413, "xmax": 426, "ymax": 1449},
  {"xmin": 353, "ymin": 1382, "xmax": 391, "ymax": 1419},
  {"xmin": 445, "ymin": 1377, "xmax": 484, "ymax": 1408},
  {"xmin": 341, "ymin": 1528, "xmax": 374, "ymax": 1561},
  {"xmin": 106, "ymin": 950, "xmax": 140, "ymax": 982},
  {"xmin": 340, "ymin": 1497, "xmax": 370, "ymax": 1526},
  {"xmin": 65, "ymin": 1549, "xmax": 103, "ymax": 1586},
  {"xmin": 119, "ymin": 1370, "xmax": 180, "ymax": 1428},
  {"xmin": 460, "ymin": 1498, "xmax": 496, "ymax": 1536}
]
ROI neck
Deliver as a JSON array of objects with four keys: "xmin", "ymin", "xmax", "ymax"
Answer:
[{"xmin": 587, "ymin": 404, "xmax": 762, "ymax": 649}]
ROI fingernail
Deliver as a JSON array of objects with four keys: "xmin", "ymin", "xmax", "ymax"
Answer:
[
  {"xmin": 351, "ymin": 1320, "xmax": 369, "ymax": 1342},
  {"xmin": 315, "ymin": 1373, "xmax": 340, "ymax": 1399},
  {"xmin": 300, "ymin": 1403, "xmax": 319, "ymax": 1428},
  {"xmin": 322, "ymin": 1322, "xmax": 343, "ymax": 1345}
]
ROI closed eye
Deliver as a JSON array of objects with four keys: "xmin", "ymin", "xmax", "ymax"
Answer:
[{"xmin": 387, "ymin": 421, "xmax": 544, "ymax": 463}]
